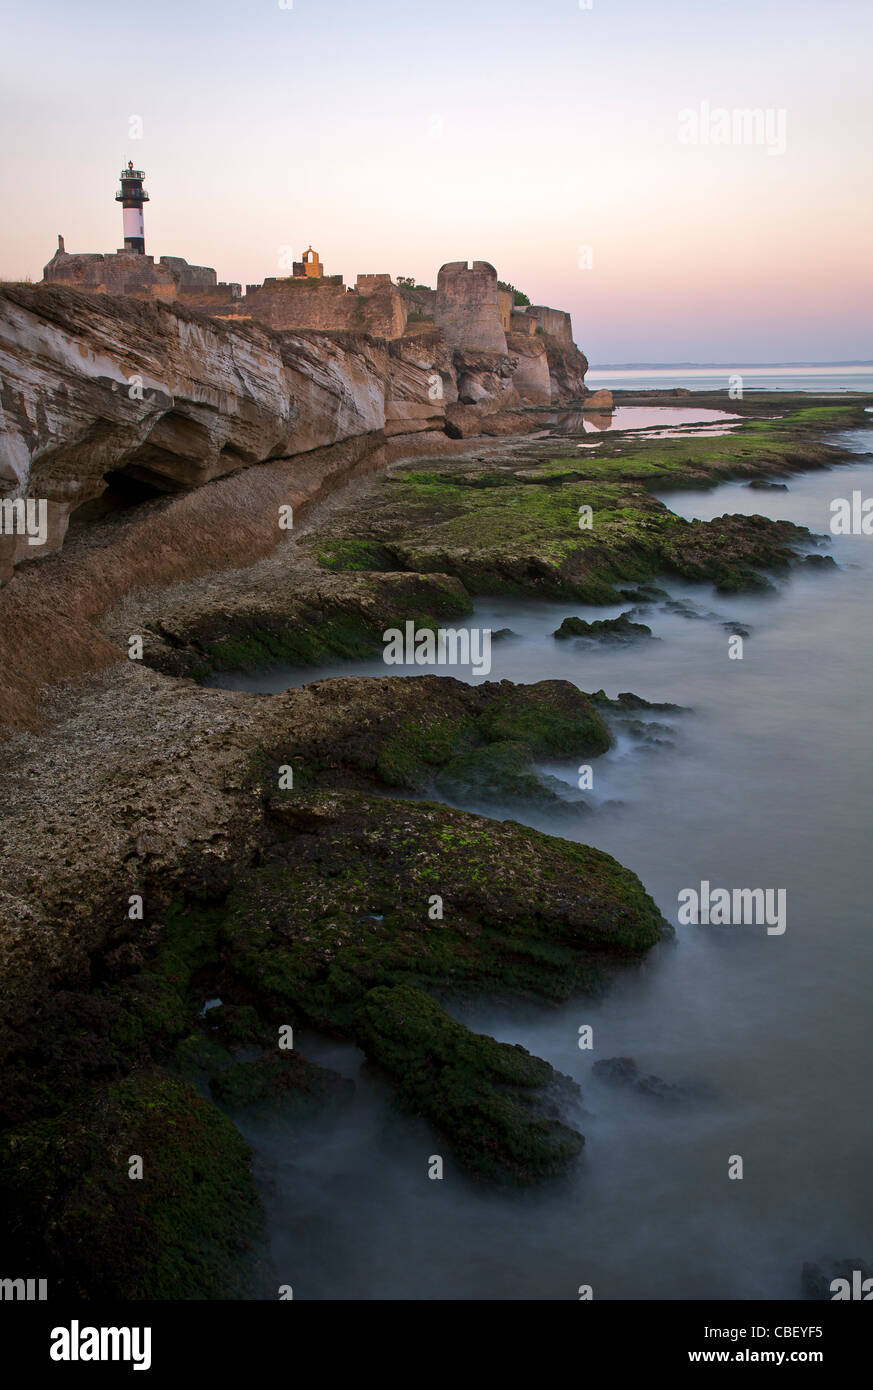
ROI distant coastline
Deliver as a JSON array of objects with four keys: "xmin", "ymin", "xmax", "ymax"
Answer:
[
  {"xmin": 590, "ymin": 360, "xmax": 873, "ymax": 369},
  {"xmin": 586, "ymin": 362, "xmax": 873, "ymax": 394}
]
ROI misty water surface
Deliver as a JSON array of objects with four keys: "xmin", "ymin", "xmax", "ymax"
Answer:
[{"xmin": 208, "ymin": 436, "xmax": 873, "ymax": 1299}]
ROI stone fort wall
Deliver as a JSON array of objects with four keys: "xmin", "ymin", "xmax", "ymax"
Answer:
[
  {"xmin": 527, "ymin": 304, "xmax": 573, "ymax": 345},
  {"xmin": 42, "ymin": 249, "xmax": 177, "ymax": 301},
  {"xmin": 40, "ymin": 247, "xmax": 578, "ymax": 360},
  {"xmin": 42, "ymin": 247, "xmax": 241, "ymax": 305},
  {"xmin": 435, "ymin": 261, "xmax": 507, "ymax": 353},
  {"xmin": 237, "ymin": 276, "xmax": 407, "ymax": 338}
]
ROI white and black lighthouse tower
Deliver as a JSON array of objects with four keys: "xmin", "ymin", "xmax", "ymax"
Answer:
[{"xmin": 115, "ymin": 161, "xmax": 149, "ymax": 254}]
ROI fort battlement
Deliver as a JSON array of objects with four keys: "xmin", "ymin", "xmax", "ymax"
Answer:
[
  {"xmin": 526, "ymin": 304, "xmax": 573, "ymax": 345},
  {"xmin": 41, "ymin": 164, "xmax": 578, "ymax": 359},
  {"xmin": 42, "ymin": 245, "xmax": 177, "ymax": 301},
  {"xmin": 42, "ymin": 242, "xmax": 241, "ymax": 305},
  {"xmin": 435, "ymin": 260, "xmax": 507, "ymax": 353},
  {"xmin": 239, "ymin": 268, "xmax": 407, "ymax": 338},
  {"xmin": 40, "ymin": 241, "xmax": 583, "ymax": 397},
  {"xmin": 510, "ymin": 308, "xmax": 537, "ymax": 336}
]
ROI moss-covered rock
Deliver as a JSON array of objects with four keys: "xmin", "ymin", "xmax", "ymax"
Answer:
[
  {"xmin": 105, "ymin": 900, "xmax": 226, "ymax": 1053},
  {"xmin": 285, "ymin": 407, "xmax": 851, "ymax": 606},
  {"xmin": 366, "ymin": 473, "xmax": 812, "ymax": 600},
  {"xmin": 222, "ymin": 788, "xmax": 667, "ymax": 1032},
  {"xmin": 474, "ymin": 680, "xmax": 611, "ymax": 756},
  {"xmin": 201, "ymin": 1003, "xmax": 269, "ymax": 1047},
  {"xmin": 265, "ymin": 674, "xmax": 611, "ymax": 801},
  {"xmin": 433, "ymin": 740, "xmax": 560, "ymax": 804},
  {"xmin": 128, "ymin": 402, "xmax": 866, "ymax": 688},
  {"xmin": 590, "ymin": 689, "xmax": 681, "ymax": 714},
  {"xmin": 202, "ymin": 611, "xmax": 377, "ymax": 673},
  {"xmin": 0, "ymin": 665, "xmax": 666, "ymax": 1301},
  {"xmin": 209, "ymin": 1050, "xmax": 353, "ymax": 1116},
  {"xmin": 554, "ymin": 612, "xmax": 653, "ymax": 641},
  {"xmin": 355, "ymin": 983, "xmax": 583, "ymax": 1181},
  {"xmin": 658, "ymin": 513, "xmax": 801, "ymax": 591},
  {"xmin": 172, "ymin": 1032, "xmax": 234, "ymax": 1082},
  {"xmin": 141, "ymin": 570, "xmax": 473, "ymax": 680},
  {"xmin": 315, "ymin": 538, "xmax": 401, "ymax": 572},
  {"xmin": 0, "ymin": 1069, "xmax": 262, "ymax": 1299}
]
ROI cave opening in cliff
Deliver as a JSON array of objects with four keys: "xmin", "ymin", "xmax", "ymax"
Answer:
[{"xmin": 68, "ymin": 469, "xmax": 169, "ymax": 528}]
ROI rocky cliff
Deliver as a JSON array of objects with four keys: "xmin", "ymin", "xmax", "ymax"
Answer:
[
  {"xmin": 0, "ymin": 286, "xmax": 391, "ymax": 579},
  {"xmin": 0, "ymin": 282, "xmax": 588, "ymax": 731},
  {"xmin": 0, "ymin": 284, "xmax": 588, "ymax": 585}
]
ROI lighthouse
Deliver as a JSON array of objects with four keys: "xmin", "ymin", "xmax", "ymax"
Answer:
[{"xmin": 115, "ymin": 161, "xmax": 149, "ymax": 254}]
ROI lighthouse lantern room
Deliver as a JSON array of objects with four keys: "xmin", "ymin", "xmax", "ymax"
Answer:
[{"xmin": 115, "ymin": 161, "xmax": 149, "ymax": 254}]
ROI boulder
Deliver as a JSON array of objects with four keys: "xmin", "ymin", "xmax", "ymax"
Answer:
[{"xmin": 584, "ymin": 388, "xmax": 614, "ymax": 410}]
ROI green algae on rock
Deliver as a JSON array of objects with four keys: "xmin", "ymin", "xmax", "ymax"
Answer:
[
  {"xmin": 112, "ymin": 403, "xmax": 868, "ymax": 690},
  {"xmin": 355, "ymin": 983, "xmax": 583, "ymax": 1181},
  {"xmin": 224, "ymin": 789, "xmax": 667, "ymax": 1016},
  {"xmin": 201, "ymin": 1002, "xmax": 270, "ymax": 1047},
  {"xmin": 554, "ymin": 612, "xmax": 653, "ymax": 641},
  {"xmin": 0, "ymin": 672, "xmax": 622, "ymax": 1094},
  {"xmin": 287, "ymin": 404, "xmax": 862, "ymax": 605},
  {"xmin": 432, "ymin": 740, "xmax": 566, "ymax": 806},
  {"xmin": 139, "ymin": 569, "xmax": 473, "ymax": 680},
  {"xmin": 216, "ymin": 789, "xmax": 664, "ymax": 1176},
  {"xmin": 0, "ymin": 670, "xmax": 666, "ymax": 1256},
  {"xmin": 261, "ymin": 675, "xmax": 612, "ymax": 802},
  {"xmin": 0, "ymin": 646, "xmax": 675, "ymax": 1294},
  {"xmin": 0, "ymin": 1070, "xmax": 262, "ymax": 1300},
  {"xmin": 210, "ymin": 1050, "xmax": 353, "ymax": 1117},
  {"xmin": 333, "ymin": 468, "xmax": 810, "ymax": 601}
]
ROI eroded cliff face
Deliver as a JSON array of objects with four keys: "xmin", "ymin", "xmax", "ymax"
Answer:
[
  {"xmin": 0, "ymin": 284, "xmax": 587, "ymax": 585},
  {"xmin": 544, "ymin": 335, "xmax": 590, "ymax": 401},
  {"xmin": 0, "ymin": 287, "xmax": 392, "ymax": 580}
]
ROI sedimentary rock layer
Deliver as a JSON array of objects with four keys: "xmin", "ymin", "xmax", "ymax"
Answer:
[{"xmin": 0, "ymin": 284, "xmax": 588, "ymax": 583}]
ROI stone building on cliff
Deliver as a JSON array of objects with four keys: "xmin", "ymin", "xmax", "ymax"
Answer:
[
  {"xmin": 41, "ymin": 162, "xmax": 581, "ymax": 359},
  {"xmin": 41, "ymin": 246, "xmax": 587, "ymax": 412},
  {"xmin": 42, "ymin": 236, "xmax": 242, "ymax": 306},
  {"xmin": 43, "ymin": 238, "xmax": 579, "ymax": 369},
  {"xmin": 38, "ymin": 164, "xmax": 588, "ymax": 416}
]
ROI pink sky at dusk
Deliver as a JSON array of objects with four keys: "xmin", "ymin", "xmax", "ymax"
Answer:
[{"xmin": 1, "ymin": 0, "xmax": 870, "ymax": 362}]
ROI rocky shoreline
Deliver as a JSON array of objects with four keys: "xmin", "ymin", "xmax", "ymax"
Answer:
[
  {"xmin": 1, "ymin": 390, "xmax": 870, "ymax": 1297},
  {"xmin": 114, "ymin": 398, "xmax": 868, "ymax": 681},
  {"xmin": 0, "ymin": 664, "xmax": 668, "ymax": 1295}
]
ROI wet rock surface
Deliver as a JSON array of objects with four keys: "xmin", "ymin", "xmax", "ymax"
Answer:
[
  {"xmin": 592, "ymin": 1056, "xmax": 684, "ymax": 1103},
  {"xmin": 554, "ymin": 612, "xmax": 654, "ymax": 641},
  {"xmin": 209, "ymin": 1051, "xmax": 354, "ymax": 1118},
  {"xmin": 1, "ymin": 393, "xmax": 868, "ymax": 1296},
  {"xmin": 592, "ymin": 1054, "xmax": 717, "ymax": 1105},
  {"xmin": 0, "ymin": 1069, "xmax": 262, "ymax": 1299},
  {"xmin": 0, "ymin": 653, "xmax": 667, "ymax": 1291}
]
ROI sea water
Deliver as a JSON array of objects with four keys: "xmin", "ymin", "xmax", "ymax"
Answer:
[{"xmin": 210, "ymin": 434, "xmax": 873, "ymax": 1299}]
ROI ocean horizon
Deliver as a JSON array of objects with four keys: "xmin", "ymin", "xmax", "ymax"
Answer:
[{"xmin": 586, "ymin": 363, "xmax": 873, "ymax": 393}]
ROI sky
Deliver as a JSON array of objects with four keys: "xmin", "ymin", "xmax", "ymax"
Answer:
[{"xmin": 1, "ymin": 0, "xmax": 871, "ymax": 362}]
